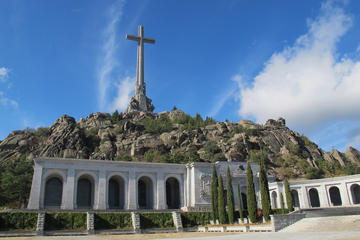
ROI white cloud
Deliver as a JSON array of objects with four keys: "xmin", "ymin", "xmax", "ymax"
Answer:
[
  {"xmin": 237, "ymin": 1, "xmax": 360, "ymax": 129},
  {"xmin": 110, "ymin": 76, "xmax": 135, "ymax": 112},
  {"xmin": 0, "ymin": 67, "xmax": 9, "ymax": 82},
  {"xmin": 0, "ymin": 91, "xmax": 18, "ymax": 108},
  {"xmin": 97, "ymin": 0, "xmax": 134, "ymax": 112}
]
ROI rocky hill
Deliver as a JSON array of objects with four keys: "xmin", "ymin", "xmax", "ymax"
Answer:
[{"xmin": 1, "ymin": 109, "xmax": 359, "ymax": 180}]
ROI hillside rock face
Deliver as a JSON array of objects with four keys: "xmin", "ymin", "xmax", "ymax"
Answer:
[{"xmin": 0, "ymin": 110, "xmax": 359, "ymax": 179}]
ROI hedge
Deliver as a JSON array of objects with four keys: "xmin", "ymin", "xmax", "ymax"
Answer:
[
  {"xmin": 0, "ymin": 212, "xmax": 37, "ymax": 231},
  {"xmin": 45, "ymin": 213, "xmax": 86, "ymax": 231},
  {"xmin": 181, "ymin": 212, "xmax": 212, "ymax": 227},
  {"xmin": 271, "ymin": 208, "xmax": 289, "ymax": 215},
  {"xmin": 139, "ymin": 213, "xmax": 174, "ymax": 229},
  {"xmin": 94, "ymin": 213, "xmax": 132, "ymax": 230}
]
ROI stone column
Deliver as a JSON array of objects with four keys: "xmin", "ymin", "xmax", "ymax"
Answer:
[
  {"xmin": 320, "ymin": 185, "xmax": 329, "ymax": 207},
  {"xmin": 185, "ymin": 165, "xmax": 191, "ymax": 208},
  {"xmin": 87, "ymin": 212, "xmax": 95, "ymax": 234},
  {"xmin": 95, "ymin": 169, "xmax": 107, "ymax": 210},
  {"xmin": 339, "ymin": 182, "xmax": 351, "ymax": 206},
  {"xmin": 36, "ymin": 212, "xmax": 45, "ymax": 235},
  {"xmin": 27, "ymin": 165, "xmax": 43, "ymax": 209},
  {"xmin": 300, "ymin": 186, "xmax": 309, "ymax": 208},
  {"xmin": 63, "ymin": 168, "xmax": 75, "ymax": 209},
  {"xmin": 156, "ymin": 172, "xmax": 166, "ymax": 210},
  {"xmin": 128, "ymin": 169, "xmax": 137, "ymax": 210}
]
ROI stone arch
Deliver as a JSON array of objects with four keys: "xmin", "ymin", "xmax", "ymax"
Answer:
[
  {"xmin": 329, "ymin": 186, "xmax": 342, "ymax": 206},
  {"xmin": 271, "ymin": 191, "xmax": 278, "ymax": 208},
  {"xmin": 76, "ymin": 174, "xmax": 94, "ymax": 209},
  {"xmin": 291, "ymin": 189, "xmax": 300, "ymax": 208},
  {"xmin": 44, "ymin": 176, "xmax": 63, "ymax": 208},
  {"xmin": 108, "ymin": 175, "xmax": 125, "ymax": 209},
  {"xmin": 138, "ymin": 176, "xmax": 154, "ymax": 209},
  {"xmin": 309, "ymin": 188, "xmax": 320, "ymax": 207},
  {"xmin": 166, "ymin": 177, "xmax": 180, "ymax": 209},
  {"xmin": 350, "ymin": 184, "xmax": 360, "ymax": 204},
  {"xmin": 241, "ymin": 193, "xmax": 247, "ymax": 210}
]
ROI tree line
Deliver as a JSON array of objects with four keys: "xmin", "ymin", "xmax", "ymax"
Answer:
[{"xmin": 211, "ymin": 159, "xmax": 294, "ymax": 224}]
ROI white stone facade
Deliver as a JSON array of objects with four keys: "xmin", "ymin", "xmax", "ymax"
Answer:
[
  {"xmin": 269, "ymin": 174, "xmax": 360, "ymax": 209},
  {"xmin": 28, "ymin": 157, "xmax": 360, "ymax": 211},
  {"xmin": 27, "ymin": 158, "xmax": 261, "ymax": 210}
]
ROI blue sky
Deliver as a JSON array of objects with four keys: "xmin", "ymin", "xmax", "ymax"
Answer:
[{"xmin": 1, "ymin": 0, "xmax": 360, "ymax": 153}]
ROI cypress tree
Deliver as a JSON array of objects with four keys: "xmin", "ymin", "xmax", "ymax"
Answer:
[
  {"xmin": 237, "ymin": 184, "xmax": 244, "ymax": 223},
  {"xmin": 246, "ymin": 162, "xmax": 257, "ymax": 223},
  {"xmin": 211, "ymin": 165, "xmax": 218, "ymax": 222},
  {"xmin": 280, "ymin": 192, "xmax": 285, "ymax": 214},
  {"xmin": 259, "ymin": 157, "xmax": 271, "ymax": 222},
  {"xmin": 284, "ymin": 178, "xmax": 294, "ymax": 212},
  {"xmin": 217, "ymin": 175, "xmax": 226, "ymax": 224},
  {"xmin": 226, "ymin": 166, "xmax": 235, "ymax": 224}
]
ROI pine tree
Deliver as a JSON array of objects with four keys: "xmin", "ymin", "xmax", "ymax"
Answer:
[
  {"xmin": 284, "ymin": 178, "xmax": 294, "ymax": 212},
  {"xmin": 217, "ymin": 175, "xmax": 226, "ymax": 224},
  {"xmin": 280, "ymin": 192, "xmax": 285, "ymax": 214},
  {"xmin": 237, "ymin": 184, "xmax": 244, "ymax": 223},
  {"xmin": 246, "ymin": 162, "xmax": 257, "ymax": 223},
  {"xmin": 211, "ymin": 165, "xmax": 218, "ymax": 222},
  {"xmin": 259, "ymin": 157, "xmax": 271, "ymax": 222},
  {"xmin": 226, "ymin": 166, "xmax": 235, "ymax": 224}
]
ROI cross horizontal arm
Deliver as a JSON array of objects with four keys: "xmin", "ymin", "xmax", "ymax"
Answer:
[
  {"xmin": 143, "ymin": 38, "xmax": 155, "ymax": 44},
  {"xmin": 126, "ymin": 34, "xmax": 140, "ymax": 41}
]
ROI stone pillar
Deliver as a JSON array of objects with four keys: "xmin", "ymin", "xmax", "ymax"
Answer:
[
  {"xmin": 63, "ymin": 168, "xmax": 75, "ymax": 209},
  {"xmin": 156, "ymin": 172, "xmax": 166, "ymax": 209},
  {"xmin": 87, "ymin": 212, "xmax": 95, "ymax": 234},
  {"xmin": 128, "ymin": 169, "xmax": 137, "ymax": 210},
  {"xmin": 300, "ymin": 186, "xmax": 309, "ymax": 208},
  {"xmin": 340, "ymin": 182, "xmax": 351, "ymax": 206},
  {"xmin": 320, "ymin": 185, "xmax": 329, "ymax": 207},
  {"xmin": 27, "ymin": 165, "xmax": 43, "ymax": 209},
  {"xmin": 95, "ymin": 169, "xmax": 107, "ymax": 210},
  {"xmin": 36, "ymin": 212, "xmax": 45, "ymax": 235},
  {"xmin": 172, "ymin": 211, "xmax": 183, "ymax": 232},
  {"xmin": 131, "ymin": 212, "xmax": 141, "ymax": 233}
]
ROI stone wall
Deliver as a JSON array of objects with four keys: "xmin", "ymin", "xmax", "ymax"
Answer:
[{"xmin": 271, "ymin": 213, "xmax": 305, "ymax": 232}]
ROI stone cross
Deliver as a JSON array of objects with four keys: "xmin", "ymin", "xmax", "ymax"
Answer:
[{"xmin": 126, "ymin": 25, "xmax": 155, "ymax": 112}]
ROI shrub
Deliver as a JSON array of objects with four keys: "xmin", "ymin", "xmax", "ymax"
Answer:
[
  {"xmin": 236, "ymin": 184, "xmax": 244, "ymax": 222},
  {"xmin": 180, "ymin": 212, "xmax": 212, "ymax": 227},
  {"xmin": 211, "ymin": 165, "xmax": 218, "ymax": 222},
  {"xmin": 142, "ymin": 115, "xmax": 173, "ymax": 134},
  {"xmin": 259, "ymin": 158, "xmax": 271, "ymax": 222},
  {"xmin": 139, "ymin": 213, "xmax": 174, "ymax": 229},
  {"xmin": 284, "ymin": 179, "xmax": 294, "ymax": 212},
  {"xmin": 246, "ymin": 162, "xmax": 257, "ymax": 223},
  {"xmin": 94, "ymin": 213, "xmax": 132, "ymax": 230},
  {"xmin": 280, "ymin": 193, "xmax": 285, "ymax": 214},
  {"xmin": 45, "ymin": 213, "xmax": 86, "ymax": 231},
  {"xmin": 217, "ymin": 175, "xmax": 226, "ymax": 224},
  {"xmin": 0, "ymin": 212, "xmax": 37, "ymax": 231},
  {"xmin": 226, "ymin": 166, "xmax": 235, "ymax": 224}
]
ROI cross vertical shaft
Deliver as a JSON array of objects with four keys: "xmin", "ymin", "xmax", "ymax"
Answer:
[{"xmin": 126, "ymin": 25, "xmax": 155, "ymax": 112}]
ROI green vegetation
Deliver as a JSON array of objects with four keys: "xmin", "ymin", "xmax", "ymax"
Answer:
[
  {"xmin": 84, "ymin": 127, "xmax": 100, "ymax": 153},
  {"xmin": 180, "ymin": 212, "xmax": 212, "ymax": 227},
  {"xmin": 94, "ymin": 213, "xmax": 132, "ymax": 230},
  {"xmin": 237, "ymin": 184, "xmax": 244, "ymax": 222},
  {"xmin": 226, "ymin": 166, "xmax": 235, "ymax": 224},
  {"xmin": 203, "ymin": 141, "xmax": 226, "ymax": 162},
  {"xmin": 246, "ymin": 162, "xmax": 257, "ymax": 223},
  {"xmin": 139, "ymin": 213, "xmax": 174, "ymax": 229},
  {"xmin": 217, "ymin": 175, "xmax": 226, "ymax": 224},
  {"xmin": 0, "ymin": 156, "xmax": 33, "ymax": 208},
  {"xmin": 173, "ymin": 113, "xmax": 216, "ymax": 131},
  {"xmin": 142, "ymin": 115, "xmax": 173, "ymax": 134},
  {"xmin": 284, "ymin": 179, "xmax": 294, "ymax": 212},
  {"xmin": 45, "ymin": 213, "xmax": 86, "ymax": 231},
  {"xmin": 259, "ymin": 157, "xmax": 271, "ymax": 222},
  {"xmin": 280, "ymin": 192, "xmax": 285, "ymax": 214},
  {"xmin": 144, "ymin": 149, "xmax": 169, "ymax": 163},
  {"xmin": 211, "ymin": 165, "xmax": 218, "ymax": 222},
  {"xmin": 114, "ymin": 155, "xmax": 133, "ymax": 161},
  {"xmin": 0, "ymin": 212, "xmax": 37, "ymax": 231}
]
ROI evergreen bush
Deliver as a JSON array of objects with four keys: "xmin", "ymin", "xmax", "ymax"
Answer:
[
  {"xmin": 284, "ymin": 179, "xmax": 294, "ymax": 212},
  {"xmin": 180, "ymin": 212, "xmax": 212, "ymax": 227},
  {"xmin": 45, "ymin": 213, "xmax": 86, "ymax": 231},
  {"xmin": 94, "ymin": 213, "xmax": 132, "ymax": 230},
  {"xmin": 280, "ymin": 192, "xmax": 285, "ymax": 214},
  {"xmin": 139, "ymin": 213, "xmax": 174, "ymax": 229},
  {"xmin": 217, "ymin": 175, "xmax": 226, "ymax": 224},
  {"xmin": 259, "ymin": 157, "xmax": 271, "ymax": 222},
  {"xmin": 211, "ymin": 165, "xmax": 218, "ymax": 222},
  {"xmin": 0, "ymin": 212, "xmax": 37, "ymax": 231},
  {"xmin": 246, "ymin": 162, "xmax": 257, "ymax": 223},
  {"xmin": 237, "ymin": 184, "xmax": 244, "ymax": 222},
  {"xmin": 226, "ymin": 166, "xmax": 235, "ymax": 224}
]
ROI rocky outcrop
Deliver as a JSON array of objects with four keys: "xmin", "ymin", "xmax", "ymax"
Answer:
[{"xmin": 0, "ymin": 110, "xmax": 359, "ymax": 178}]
